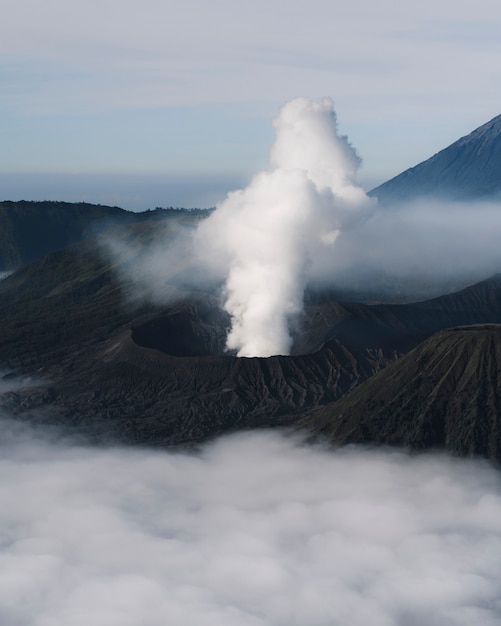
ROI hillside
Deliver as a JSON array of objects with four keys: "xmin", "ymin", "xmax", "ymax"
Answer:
[
  {"xmin": 0, "ymin": 232, "xmax": 391, "ymax": 445},
  {"xmin": 0, "ymin": 200, "xmax": 206, "ymax": 270},
  {"xmin": 370, "ymin": 114, "xmax": 501, "ymax": 203},
  {"xmin": 1, "ymin": 223, "xmax": 501, "ymax": 449},
  {"xmin": 300, "ymin": 325, "xmax": 501, "ymax": 460}
]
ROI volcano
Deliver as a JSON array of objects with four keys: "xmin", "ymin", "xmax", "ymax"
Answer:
[
  {"xmin": 1, "ymin": 104, "xmax": 501, "ymax": 458},
  {"xmin": 370, "ymin": 114, "xmax": 501, "ymax": 203},
  {"xmin": 300, "ymin": 324, "xmax": 501, "ymax": 460},
  {"xmin": 1, "ymin": 214, "xmax": 501, "ymax": 453}
]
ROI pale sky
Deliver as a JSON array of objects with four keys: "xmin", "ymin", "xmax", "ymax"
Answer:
[{"xmin": 2, "ymin": 0, "xmax": 501, "ymax": 208}]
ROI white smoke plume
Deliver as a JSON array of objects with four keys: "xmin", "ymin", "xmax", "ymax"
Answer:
[
  {"xmin": 197, "ymin": 98, "xmax": 373, "ymax": 357},
  {"xmin": 98, "ymin": 99, "xmax": 501, "ymax": 336},
  {"xmin": 1, "ymin": 420, "xmax": 501, "ymax": 626}
]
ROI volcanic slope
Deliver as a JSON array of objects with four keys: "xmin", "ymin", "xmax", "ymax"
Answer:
[
  {"xmin": 295, "ymin": 273, "xmax": 501, "ymax": 356},
  {"xmin": 2, "ymin": 220, "xmax": 501, "ymax": 447},
  {"xmin": 0, "ymin": 236, "xmax": 388, "ymax": 445},
  {"xmin": 0, "ymin": 200, "xmax": 205, "ymax": 270},
  {"xmin": 369, "ymin": 113, "xmax": 501, "ymax": 203},
  {"xmin": 300, "ymin": 325, "xmax": 501, "ymax": 460}
]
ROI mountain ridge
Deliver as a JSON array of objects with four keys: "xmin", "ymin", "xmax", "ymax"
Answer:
[
  {"xmin": 370, "ymin": 114, "xmax": 501, "ymax": 203},
  {"xmin": 300, "ymin": 324, "xmax": 501, "ymax": 460},
  {"xmin": 0, "ymin": 200, "xmax": 207, "ymax": 271}
]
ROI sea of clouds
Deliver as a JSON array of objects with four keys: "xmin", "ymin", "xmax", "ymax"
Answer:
[{"xmin": 1, "ymin": 413, "xmax": 501, "ymax": 626}]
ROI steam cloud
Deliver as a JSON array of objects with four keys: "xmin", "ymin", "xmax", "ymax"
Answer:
[
  {"xmin": 1, "ymin": 421, "xmax": 501, "ymax": 626},
  {"xmin": 197, "ymin": 97, "xmax": 373, "ymax": 357},
  {"xmin": 101, "ymin": 98, "xmax": 501, "ymax": 348}
]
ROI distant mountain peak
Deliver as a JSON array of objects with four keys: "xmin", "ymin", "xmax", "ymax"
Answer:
[
  {"xmin": 370, "ymin": 114, "xmax": 501, "ymax": 204},
  {"xmin": 459, "ymin": 113, "xmax": 501, "ymax": 141}
]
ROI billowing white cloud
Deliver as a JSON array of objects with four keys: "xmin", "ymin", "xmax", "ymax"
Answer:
[
  {"xmin": 196, "ymin": 97, "xmax": 373, "ymax": 356},
  {"xmin": 99, "ymin": 97, "xmax": 501, "ymax": 354},
  {"xmin": 0, "ymin": 420, "xmax": 500, "ymax": 626}
]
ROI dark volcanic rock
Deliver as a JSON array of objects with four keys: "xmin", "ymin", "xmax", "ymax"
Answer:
[
  {"xmin": 1, "ymin": 226, "xmax": 501, "ymax": 452},
  {"xmin": 0, "ymin": 236, "xmax": 392, "ymax": 444},
  {"xmin": 370, "ymin": 114, "xmax": 501, "ymax": 203},
  {"xmin": 301, "ymin": 325, "xmax": 501, "ymax": 460},
  {"xmin": 296, "ymin": 274, "xmax": 501, "ymax": 356},
  {"xmin": 49, "ymin": 330, "xmax": 386, "ymax": 446},
  {"xmin": 131, "ymin": 299, "xmax": 231, "ymax": 357}
]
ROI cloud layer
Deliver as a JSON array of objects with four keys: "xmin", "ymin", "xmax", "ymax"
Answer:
[
  {"xmin": 310, "ymin": 198, "xmax": 501, "ymax": 287},
  {"xmin": 1, "ymin": 421, "xmax": 501, "ymax": 626}
]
